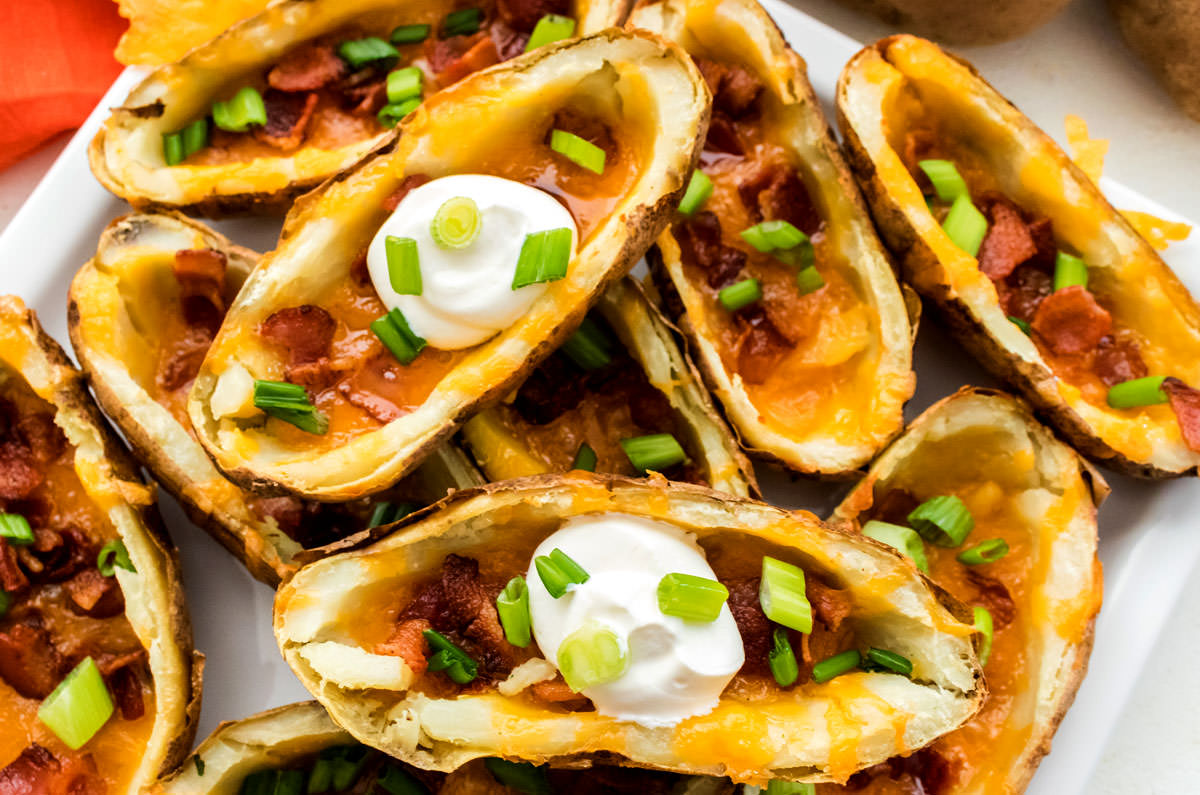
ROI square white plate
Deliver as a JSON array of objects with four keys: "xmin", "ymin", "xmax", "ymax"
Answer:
[{"xmin": 0, "ymin": 2, "xmax": 1196, "ymax": 791}]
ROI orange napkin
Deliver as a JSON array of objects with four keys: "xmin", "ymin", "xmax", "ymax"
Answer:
[{"xmin": 0, "ymin": 0, "xmax": 125, "ymax": 172}]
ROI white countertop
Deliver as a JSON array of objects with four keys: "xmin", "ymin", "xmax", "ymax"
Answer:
[{"xmin": 1, "ymin": 0, "xmax": 1196, "ymax": 789}]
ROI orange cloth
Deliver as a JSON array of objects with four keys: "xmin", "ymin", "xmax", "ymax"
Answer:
[{"xmin": 0, "ymin": 0, "xmax": 125, "ymax": 172}]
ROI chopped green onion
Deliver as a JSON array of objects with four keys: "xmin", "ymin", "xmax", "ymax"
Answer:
[
  {"xmin": 534, "ymin": 547, "xmax": 589, "ymax": 598},
  {"xmin": 942, "ymin": 193, "xmax": 987, "ymax": 256},
  {"xmin": 620, "ymin": 433, "xmax": 687, "ymax": 473},
  {"xmin": 337, "ymin": 37, "xmax": 399, "ymax": 70},
  {"xmin": 571, "ymin": 442, "xmax": 597, "ymax": 472},
  {"xmin": 758, "ymin": 556, "xmax": 813, "ymax": 634},
  {"xmin": 387, "ymin": 67, "xmax": 423, "ymax": 104},
  {"xmin": 97, "ymin": 539, "xmax": 135, "ymax": 577},
  {"xmin": 741, "ymin": 220, "xmax": 805, "ymax": 252},
  {"xmin": 484, "ymin": 759, "xmax": 551, "ymax": 795},
  {"xmin": 371, "ymin": 308, "xmax": 427, "ymax": 366},
  {"xmin": 327, "ymin": 747, "xmax": 370, "ymax": 791},
  {"xmin": 241, "ymin": 770, "xmax": 277, "ymax": 795},
  {"xmin": 1008, "ymin": 315, "xmax": 1031, "ymax": 335},
  {"xmin": 194, "ymin": 756, "xmax": 205, "ymax": 776},
  {"xmin": 430, "ymin": 196, "xmax": 481, "ymax": 249},
  {"xmin": 973, "ymin": 606, "xmax": 994, "ymax": 666},
  {"xmin": 549, "ymin": 129, "xmax": 605, "ymax": 174},
  {"xmin": 423, "ymin": 629, "xmax": 478, "ymax": 684},
  {"xmin": 497, "ymin": 576, "xmax": 532, "ymax": 647},
  {"xmin": 560, "ymin": 317, "xmax": 613, "ymax": 370},
  {"xmin": 442, "ymin": 7, "xmax": 483, "ymax": 37},
  {"xmin": 917, "ymin": 159, "xmax": 969, "ymax": 203},
  {"xmin": 657, "ymin": 572, "xmax": 729, "ymax": 622},
  {"xmin": 182, "ymin": 118, "xmax": 208, "ymax": 157},
  {"xmin": 1053, "ymin": 251, "xmax": 1088, "ymax": 291},
  {"xmin": 378, "ymin": 97, "xmax": 422, "ymax": 129},
  {"xmin": 253, "ymin": 379, "xmax": 329, "ymax": 434},
  {"xmin": 862, "ymin": 520, "xmax": 928, "ymax": 573},
  {"xmin": 37, "ymin": 657, "xmax": 114, "ymax": 749},
  {"xmin": 678, "ymin": 170, "xmax": 713, "ymax": 216},
  {"xmin": 794, "ymin": 265, "xmax": 824, "ymax": 295},
  {"xmin": 512, "ymin": 227, "xmax": 573, "ymax": 289},
  {"xmin": 957, "ymin": 538, "xmax": 1010, "ymax": 565},
  {"xmin": 557, "ymin": 621, "xmax": 627, "ymax": 691},
  {"xmin": 1107, "ymin": 375, "xmax": 1169, "ymax": 408},
  {"xmin": 0, "ymin": 513, "xmax": 33, "ymax": 545},
  {"xmin": 765, "ymin": 781, "xmax": 815, "ymax": 795},
  {"xmin": 863, "ymin": 647, "xmax": 913, "ymax": 676},
  {"xmin": 211, "ymin": 86, "xmax": 267, "ymax": 132},
  {"xmin": 775, "ymin": 239, "xmax": 815, "ymax": 270},
  {"xmin": 390, "ymin": 24, "xmax": 431, "ymax": 45},
  {"xmin": 767, "ymin": 627, "xmax": 799, "ymax": 687},
  {"xmin": 811, "ymin": 649, "xmax": 861, "ymax": 684},
  {"xmin": 525, "ymin": 13, "xmax": 576, "ymax": 51},
  {"xmin": 907, "ymin": 495, "xmax": 974, "ymax": 548},
  {"xmin": 368, "ymin": 501, "xmax": 416, "ymax": 528},
  {"xmin": 718, "ymin": 278, "xmax": 761, "ymax": 312},
  {"xmin": 276, "ymin": 769, "xmax": 305, "ymax": 795},
  {"xmin": 376, "ymin": 763, "xmax": 429, "ymax": 795},
  {"xmin": 162, "ymin": 132, "xmax": 184, "ymax": 166},
  {"xmin": 386, "ymin": 236, "xmax": 421, "ymax": 295},
  {"xmin": 306, "ymin": 756, "xmax": 333, "ymax": 793},
  {"xmin": 0, "ymin": 589, "xmax": 9, "ymax": 619}
]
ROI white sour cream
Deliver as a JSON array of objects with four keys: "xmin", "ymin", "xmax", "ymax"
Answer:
[
  {"xmin": 366, "ymin": 174, "xmax": 577, "ymax": 349},
  {"xmin": 527, "ymin": 514, "xmax": 744, "ymax": 727}
]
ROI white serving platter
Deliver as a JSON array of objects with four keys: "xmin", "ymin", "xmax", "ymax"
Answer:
[{"xmin": 0, "ymin": 1, "xmax": 1196, "ymax": 791}]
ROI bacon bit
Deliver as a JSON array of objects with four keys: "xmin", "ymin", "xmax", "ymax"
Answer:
[
  {"xmin": 14, "ymin": 414, "xmax": 65, "ymax": 466},
  {"xmin": 259, "ymin": 305, "xmax": 336, "ymax": 366},
  {"xmin": 1064, "ymin": 114, "xmax": 1107, "ymax": 183},
  {"xmin": 440, "ymin": 555, "xmax": 512, "ymax": 673},
  {"xmin": 695, "ymin": 58, "xmax": 763, "ymax": 118},
  {"xmin": 65, "ymin": 567, "xmax": 125, "ymax": 618},
  {"xmin": 671, "ymin": 212, "xmax": 745, "ymax": 289},
  {"xmin": 725, "ymin": 577, "xmax": 772, "ymax": 675},
  {"xmin": 1031, "ymin": 285, "xmax": 1113, "ymax": 355},
  {"xmin": 428, "ymin": 34, "xmax": 499, "ymax": 85},
  {"xmin": 1164, "ymin": 378, "xmax": 1200, "ymax": 453},
  {"xmin": 845, "ymin": 748, "xmax": 953, "ymax": 794},
  {"xmin": 0, "ymin": 441, "xmax": 42, "ymax": 501},
  {"xmin": 496, "ymin": 0, "xmax": 568, "ymax": 31},
  {"xmin": 867, "ymin": 488, "xmax": 920, "ymax": 527},
  {"xmin": 157, "ymin": 349, "xmax": 207, "ymax": 393},
  {"xmin": 489, "ymin": 21, "xmax": 529, "ymax": 61},
  {"xmin": 551, "ymin": 108, "xmax": 616, "ymax": 156},
  {"xmin": 1093, "ymin": 335, "xmax": 1148, "ymax": 387},
  {"xmin": 807, "ymin": 578, "xmax": 852, "ymax": 632},
  {"xmin": 704, "ymin": 112, "xmax": 744, "ymax": 155},
  {"xmin": 737, "ymin": 163, "xmax": 821, "ymax": 234},
  {"xmin": 342, "ymin": 79, "xmax": 387, "ymax": 117},
  {"xmin": 338, "ymin": 353, "xmax": 406, "ymax": 423},
  {"xmin": 0, "ymin": 540, "xmax": 28, "ymax": 592},
  {"xmin": 172, "ymin": 248, "xmax": 228, "ymax": 334},
  {"xmin": 0, "ymin": 618, "xmax": 65, "ymax": 699},
  {"xmin": 529, "ymin": 676, "xmax": 590, "ymax": 710},
  {"xmin": 33, "ymin": 529, "xmax": 93, "ymax": 584},
  {"xmin": 977, "ymin": 199, "xmax": 1036, "ymax": 280},
  {"xmin": 268, "ymin": 41, "xmax": 346, "ymax": 92},
  {"xmin": 1000, "ymin": 263, "xmax": 1052, "ymax": 321},
  {"xmin": 1121, "ymin": 209, "xmax": 1192, "ymax": 251},
  {"xmin": 901, "ymin": 127, "xmax": 937, "ymax": 174},
  {"xmin": 376, "ymin": 618, "xmax": 431, "ymax": 677},
  {"xmin": 106, "ymin": 664, "xmax": 145, "ymax": 721},
  {"xmin": 735, "ymin": 308, "xmax": 791, "ymax": 385},
  {"xmin": 383, "ymin": 174, "xmax": 433, "ymax": 212},
  {"xmin": 248, "ymin": 495, "xmax": 306, "ymax": 540},
  {"xmin": 0, "ymin": 745, "xmax": 100, "ymax": 795},
  {"xmin": 254, "ymin": 90, "xmax": 319, "ymax": 150},
  {"xmin": 966, "ymin": 569, "xmax": 1016, "ymax": 628}
]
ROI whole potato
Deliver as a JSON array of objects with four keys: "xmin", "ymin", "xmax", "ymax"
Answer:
[
  {"xmin": 831, "ymin": 0, "xmax": 1073, "ymax": 44},
  {"xmin": 1110, "ymin": 0, "xmax": 1200, "ymax": 121}
]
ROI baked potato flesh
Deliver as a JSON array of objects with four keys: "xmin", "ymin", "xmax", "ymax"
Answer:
[
  {"xmin": 633, "ymin": 0, "xmax": 913, "ymax": 477},
  {"xmin": 827, "ymin": 389, "xmax": 1103, "ymax": 793}
]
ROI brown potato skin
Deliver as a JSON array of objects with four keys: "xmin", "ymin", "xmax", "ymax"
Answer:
[
  {"xmin": 832, "ymin": 0, "xmax": 1072, "ymax": 45},
  {"xmin": 1110, "ymin": 0, "xmax": 1200, "ymax": 122}
]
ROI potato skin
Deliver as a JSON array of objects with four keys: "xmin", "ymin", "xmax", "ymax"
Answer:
[
  {"xmin": 1110, "ymin": 0, "xmax": 1200, "ymax": 122},
  {"xmin": 832, "ymin": 0, "xmax": 1072, "ymax": 45}
]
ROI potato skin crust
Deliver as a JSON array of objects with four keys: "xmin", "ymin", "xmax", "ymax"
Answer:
[
  {"xmin": 831, "ymin": 0, "xmax": 1072, "ymax": 45},
  {"xmin": 1110, "ymin": 0, "xmax": 1200, "ymax": 122}
]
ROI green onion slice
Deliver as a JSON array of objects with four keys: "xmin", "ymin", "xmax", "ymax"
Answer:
[
  {"xmin": 557, "ymin": 621, "xmax": 627, "ymax": 691},
  {"xmin": 275, "ymin": 770, "xmax": 305, "ymax": 795},
  {"xmin": 484, "ymin": 758, "xmax": 551, "ymax": 795},
  {"xmin": 241, "ymin": 769, "xmax": 276, "ymax": 795},
  {"xmin": 740, "ymin": 220, "xmax": 805, "ymax": 252},
  {"xmin": 957, "ymin": 538, "xmax": 1010, "ymax": 565},
  {"xmin": 718, "ymin": 278, "xmax": 761, "ymax": 312},
  {"xmin": 534, "ymin": 547, "xmax": 590, "ymax": 598},
  {"xmin": 182, "ymin": 118, "xmax": 208, "ymax": 158},
  {"xmin": 973, "ymin": 606, "xmax": 994, "ymax": 666},
  {"xmin": 307, "ymin": 756, "xmax": 333, "ymax": 793},
  {"xmin": 570, "ymin": 442, "xmax": 597, "ymax": 472},
  {"xmin": 512, "ymin": 228, "xmax": 573, "ymax": 289},
  {"xmin": 390, "ymin": 24, "xmax": 431, "ymax": 45},
  {"xmin": 861, "ymin": 520, "xmax": 928, "ymax": 574},
  {"xmin": 385, "ymin": 236, "xmax": 421, "ymax": 295},
  {"xmin": 1107, "ymin": 375, "xmax": 1169, "ymax": 409},
  {"xmin": 386, "ymin": 66, "xmax": 423, "ymax": 104},
  {"xmin": 37, "ymin": 657, "xmax": 114, "ymax": 749},
  {"xmin": 620, "ymin": 433, "xmax": 686, "ymax": 473},
  {"xmin": 97, "ymin": 539, "xmax": 135, "ymax": 577},
  {"xmin": 765, "ymin": 783, "xmax": 815, "ymax": 795},
  {"xmin": 378, "ymin": 97, "xmax": 421, "ymax": 129},
  {"xmin": 525, "ymin": 14, "xmax": 576, "ymax": 51},
  {"xmin": 497, "ymin": 576, "xmax": 532, "ymax": 647},
  {"xmin": 162, "ymin": 132, "xmax": 184, "ymax": 166},
  {"xmin": 1008, "ymin": 315, "xmax": 1032, "ymax": 335},
  {"xmin": 193, "ymin": 756, "xmax": 205, "ymax": 776},
  {"xmin": 253, "ymin": 379, "xmax": 329, "ymax": 435},
  {"xmin": 1053, "ymin": 251, "xmax": 1088, "ymax": 291},
  {"xmin": 442, "ymin": 7, "xmax": 483, "ymax": 37},
  {"xmin": 549, "ymin": 129, "xmax": 605, "ymax": 174},
  {"xmin": 211, "ymin": 86, "xmax": 267, "ymax": 132},
  {"xmin": 657, "ymin": 572, "xmax": 729, "ymax": 622},
  {"xmin": 337, "ymin": 37, "xmax": 399, "ymax": 70},
  {"xmin": 376, "ymin": 763, "xmax": 428, "ymax": 795},
  {"xmin": 0, "ymin": 589, "xmax": 10, "ymax": 619},
  {"xmin": 371, "ymin": 308, "xmax": 427, "ymax": 366},
  {"xmin": 811, "ymin": 649, "xmax": 861, "ymax": 684},
  {"xmin": 0, "ymin": 512, "xmax": 34, "ymax": 545},
  {"xmin": 795, "ymin": 265, "xmax": 824, "ymax": 295},
  {"xmin": 423, "ymin": 629, "xmax": 478, "ymax": 684},
  {"xmin": 367, "ymin": 501, "xmax": 416, "ymax": 528},
  {"xmin": 430, "ymin": 196, "xmax": 481, "ymax": 249},
  {"xmin": 863, "ymin": 647, "xmax": 913, "ymax": 676},
  {"xmin": 678, "ymin": 170, "xmax": 713, "ymax": 216},
  {"xmin": 317, "ymin": 746, "xmax": 370, "ymax": 792},
  {"xmin": 907, "ymin": 495, "xmax": 974, "ymax": 547},
  {"xmin": 758, "ymin": 556, "xmax": 813, "ymax": 634},
  {"xmin": 767, "ymin": 627, "xmax": 799, "ymax": 687},
  {"xmin": 560, "ymin": 317, "xmax": 612, "ymax": 370},
  {"xmin": 917, "ymin": 159, "xmax": 969, "ymax": 203},
  {"xmin": 942, "ymin": 193, "xmax": 987, "ymax": 256}
]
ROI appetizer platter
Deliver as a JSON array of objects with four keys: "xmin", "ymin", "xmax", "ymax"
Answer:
[{"xmin": 0, "ymin": 0, "xmax": 1197, "ymax": 792}]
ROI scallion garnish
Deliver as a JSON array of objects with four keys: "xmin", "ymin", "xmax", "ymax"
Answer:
[
  {"xmin": 973, "ymin": 606, "xmax": 994, "ymax": 666},
  {"xmin": 378, "ymin": 97, "xmax": 422, "ymax": 129},
  {"xmin": 0, "ymin": 512, "xmax": 33, "ymax": 545},
  {"xmin": 560, "ymin": 317, "xmax": 613, "ymax": 370},
  {"xmin": 496, "ymin": 576, "xmax": 532, "ymax": 648},
  {"xmin": 371, "ymin": 308, "xmax": 427, "ymax": 366},
  {"xmin": 240, "ymin": 769, "xmax": 276, "ymax": 795},
  {"xmin": 390, "ymin": 24, "xmax": 431, "ymax": 45},
  {"xmin": 443, "ymin": 8, "xmax": 483, "ymax": 37},
  {"xmin": 678, "ymin": 170, "xmax": 713, "ymax": 216},
  {"xmin": 512, "ymin": 228, "xmax": 573, "ymax": 289},
  {"xmin": 423, "ymin": 629, "xmax": 478, "ymax": 684},
  {"xmin": 386, "ymin": 236, "xmax": 421, "ymax": 295},
  {"xmin": 571, "ymin": 442, "xmax": 597, "ymax": 472},
  {"xmin": 525, "ymin": 13, "xmax": 576, "ymax": 51},
  {"xmin": 211, "ymin": 86, "xmax": 267, "ymax": 132},
  {"xmin": 775, "ymin": 239, "xmax": 815, "ymax": 270},
  {"xmin": 368, "ymin": 501, "xmax": 415, "ymax": 528},
  {"xmin": 1107, "ymin": 375, "xmax": 1169, "ymax": 409},
  {"xmin": 758, "ymin": 556, "xmax": 813, "ymax": 634},
  {"xmin": 741, "ymin": 220, "xmax": 806, "ymax": 253},
  {"xmin": 314, "ymin": 746, "xmax": 370, "ymax": 792},
  {"xmin": 193, "ymin": 756, "xmax": 205, "ymax": 776},
  {"xmin": 1008, "ymin": 315, "xmax": 1032, "ymax": 335},
  {"xmin": 182, "ymin": 117, "xmax": 208, "ymax": 157},
  {"xmin": 811, "ymin": 649, "xmax": 861, "ymax": 684},
  {"xmin": 549, "ymin": 129, "xmax": 606, "ymax": 174},
  {"xmin": 767, "ymin": 627, "xmax": 799, "ymax": 687},
  {"xmin": 941, "ymin": 193, "xmax": 987, "ymax": 256},
  {"xmin": 557, "ymin": 621, "xmax": 627, "ymax": 691},
  {"xmin": 620, "ymin": 433, "xmax": 686, "ymax": 473},
  {"xmin": 386, "ymin": 66, "xmax": 423, "ymax": 104},
  {"xmin": 764, "ymin": 782, "xmax": 815, "ymax": 795},
  {"xmin": 276, "ymin": 769, "xmax": 305, "ymax": 795},
  {"xmin": 795, "ymin": 265, "xmax": 824, "ymax": 295},
  {"xmin": 37, "ymin": 657, "xmax": 114, "ymax": 749},
  {"xmin": 917, "ymin": 159, "xmax": 969, "ymax": 203},
  {"xmin": 430, "ymin": 196, "xmax": 481, "ymax": 249},
  {"xmin": 337, "ymin": 37, "xmax": 399, "ymax": 70},
  {"xmin": 718, "ymin": 278, "xmax": 761, "ymax": 312},
  {"xmin": 1053, "ymin": 251, "xmax": 1088, "ymax": 291},
  {"xmin": 657, "ymin": 572, "xmax": 729, "ymax": 622},
  {"xmin": 484, "ymin": 758, "xmax": 551, "ymax": 795},
  {"xmin": 907, "ymin": 495, "xmax": 974, "ymax": 547},
  {"xmin": 957, "ymin": 538, "xmax": 1010, "ymax": 565},
  {"xmin": 253, "ymin": 379, "xmax": 329, "ymax": 434},
  {"xmin": 376, "ymin": 763, "xmax": 427, "ymax": 795},
  {"xmin": 535, "ymin": 547, "xmax": 589, "ymax": 598},
  {"xmin": 863, "ymin": 647, "xmax": 913, "ymax": 676},
  {"xmin": 162, "ymin": 132, "xmax": 184, "ymax": 166},
  {"xmin": 861, "ymin": 520, "xmax": 928, "ymax": 574},
  {"xmin": 97, "ymin": 538, "xmax": 135, "ymax": 577}
]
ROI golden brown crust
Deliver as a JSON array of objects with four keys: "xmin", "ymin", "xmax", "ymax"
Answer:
[
  {"xmin": 830, "ymin": 0, "xmax": 1072, "ymax": 45},
  {"xmin": 1109, "ymin": 0, "xmax": 1200, "ymax": 122}
]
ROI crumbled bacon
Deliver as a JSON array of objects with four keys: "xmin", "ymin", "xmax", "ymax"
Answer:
[
  {"xmin": 268, "ymin": 41, "xmax": 346, "ymax": 92},
  {"xmin": 1093, "ymin": 335, "xmax": 1148, "ymax": 387},
  {"xmin": 529, "ymin": 677, "xmax": 590, "ymax": 710},
  {"xmin": 725, "ymin": 577, "xmax": 772, "ymax": 675},
  {"xmin": 172, "ymin": 248, "xmax": 228, "ymax": 337},
  {"xmin": 1000, "ymin": 263, "xmax": 1052, "ymax": 321},
  {"xmin": 0, "ymin": 540, "xmax": 27, "ymax": 592},
  {"xmin": 23, "ymin": 528, "xmax": 93, "ymax": 584},
  {"xmin": 512, "ymin": 353, "xmax": 590, "ymax": 424},
  {"xmin": 977, "ymin": 199, "xmax": 1036, "ymax": 280},
  {"xmin": 901, "ymin": 127, "xmax": 936, "ymax": 174},
  {"xmin": 65, "ymin": 567, "xmax": 124, "ymax": 618},
  {"xmin": 376, "ymin": 618, "xmax": 431, "ymax": 677},
  {"xmin": 425, "ymin": 34, "xmax": 499, "ymax": 85},
  {"xmin": 808, "ymin": 578, "xmax": 852, "ymax": 631},
  {"xmin": 966, "ymin": 569, "xmax": 1016, "ymax": 629},
  {"xmin": 13, "ymin": 414, "xmax": 64, "ymax": 466},
  {"xmin": 337, "ymin": 354, "xmax": 406, "ymax": 423},
  {"xmin": 671, "ymin": 212, "xmax": 745, "ymax": 289},
  {"xmin": 254, "ymin": 90, "xmax": 319, "ymax": 150},
  {"xmin": 259, "ymin": 305, "xmax": 336, "ymax": 366},
  {"xmin": 105, "ymin": 662, "xmax": 145, "ymax": 721},
  {"xmin": 249, "ymin": 496, "xmax": 306, "ymax": 539},
  {"xmin": 0, "ymin": 617, "xmax": 65, "ymax": 699},
  {"xmin": 496, "ymin": 0, "xmax": 568, "ymax": 31},
  {"xmin": 737, "ymin": 163, "xmax": 821, "ymax": 234},
  {"xmin": 156, "ymin": 343, "xmax": 209, "ymax": 393},
  {"xmin": 489, "ymin": 21, "xmax": 529, "ymax": 61},
  {"xmin": 0, "ymin": 441, "xmax": 41, "ymax": 501},
  {"xmin": 695, "ymin": 58, "xmax": 763, "ymax": 118},
  {"xmin": 0, "ymin": 745, "xmax": 100, "ymax": 795},
  {"xmin": 844, "ymin": 747, "xmax": 952, "ymax": 794},
  {"xmin": 704, "ymin": 112, "xmax": 744, "ymax": 155},
  {"xmin": 735, "ymin": 308, "xmax": 791, "ymax": 385},
  {"xmin": 1031, "ymin": 285, "xmax": 1112, "ymax": 355},
  {"xmin": 341, "ymin": 78, "xmax": 387, "ymax": 117},
  {"xmin": 1164, "ymin": 378, "xmax": 1200, "ymax": 453}
]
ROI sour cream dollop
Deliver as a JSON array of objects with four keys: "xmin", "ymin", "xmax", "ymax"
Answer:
[
  {"xmin": 366, "ymin": 174, "xmax": 577, "ymax": 350},
  {"xmin": 527, "ymin": 514, "xmax": 744, "ymax": 727}
]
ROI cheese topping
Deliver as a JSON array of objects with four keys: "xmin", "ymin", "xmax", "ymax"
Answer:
[
  {"xmin": 366, "ymin": 174, "xmax": 577, "ymax": 349},
  {"xmin": 527, "ymin": 513, "xmax": 744, "ymax": 727}
]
